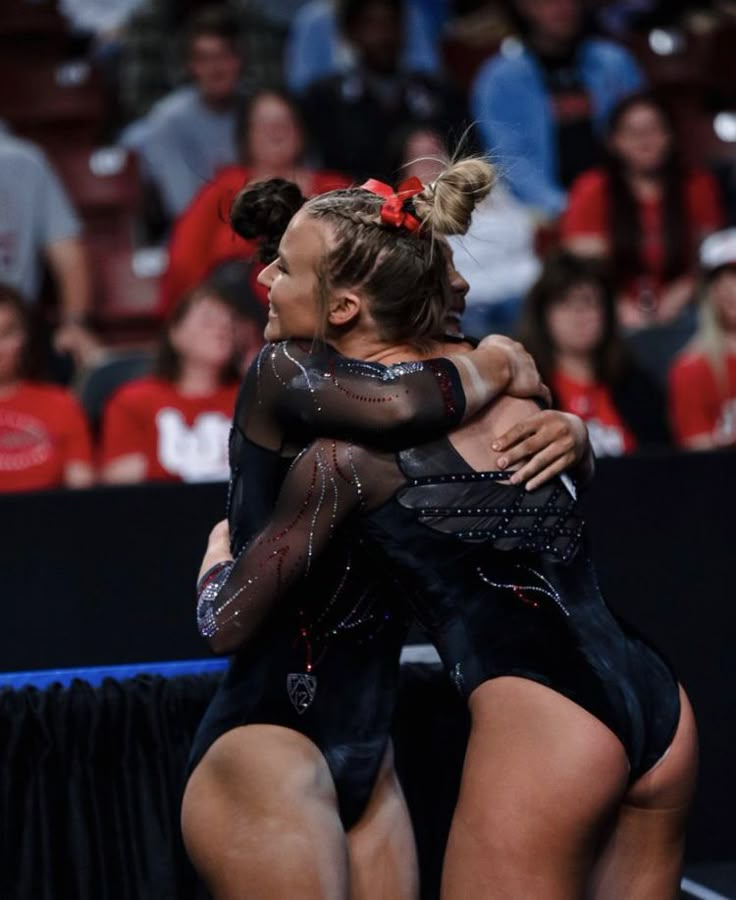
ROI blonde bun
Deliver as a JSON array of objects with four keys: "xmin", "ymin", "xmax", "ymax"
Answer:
[{"xmin": 414, "ymin": 157, "xmax": 495, "ymax": 237}]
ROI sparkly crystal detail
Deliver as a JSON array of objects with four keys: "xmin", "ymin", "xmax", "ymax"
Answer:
[
  {"xmin": 425, "ymin": 359, "xmax": 458, "ymax": 418},
  {"xmin": 196, "ymin": 561, "xmax": 236, "ymax": 638},
  {"xmin": 195, "ymin": 438, "xmax": 383, "ymax": 658},
  {"xmin": 397, "ymin": 470, "xmax": 583, "ymax": 562},
  {"xmin": 477, "ymin": 564, "xmax": 570, "ymax": 617},
  {"xmin": 450, "ymin": 662, "xmax": 465, "ymax": 693},
  {"xmin": 383, "ymin": 362, "xmax": 425, "ymax": 378}
]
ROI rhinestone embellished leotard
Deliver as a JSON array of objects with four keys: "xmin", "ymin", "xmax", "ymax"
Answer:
[
  {"xmin": 198, "ymin": 433, "xmax": 681, "ymax": 783},
  {"xmin": 188, "ymin": 340, "xmax": 466, "ymax": 828}
]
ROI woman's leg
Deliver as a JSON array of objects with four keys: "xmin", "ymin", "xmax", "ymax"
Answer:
[
  {"xmin": 181, "ymin": 724, "xmax": 350, "ymax": 900},
  {"xmin": 589, "ymin": 686, "xmax": 699, "ymax": 900},
  {"xmin": 441, "ymin": 677, "xmax": 631, "ymax": 900},
  {"xmin": 346, "ymin": 741, "xmax": 419, "ymax": 900}
]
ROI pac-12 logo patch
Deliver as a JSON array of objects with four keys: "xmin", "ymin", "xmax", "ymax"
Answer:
[{"xmin": 287, "ymin": 673, "xmax": 317, "ymax": 714}]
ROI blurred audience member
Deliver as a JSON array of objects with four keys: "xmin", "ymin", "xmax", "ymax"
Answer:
[
  {"xmin": 669, "ymin": 229, "xmax": 736, "ymax": 449},
  {"xmin": 0, "ymin": 285, "xmax": 94, "ymax": 493},
  {"xmin": 0, "ymin": 123, "xmax": 96, "ymax": 368},
  {"xmin": 118, "ymin": 1, "xmax": 283, "ymax": 125},
  {"xmin": 59, "ymin": 0, "xmax": 146, "ymax": 36},
  {"xmin": 517, "ymin": 251, "xmax": 670, "ymax": 456},
  {"xmin": 348, "ymin": 123, "xmax": 470, "ymax": 339},
  {"xmin": 386, "ymin": 127, "xmax": 475, "ymax": 338},
  {"xmin": 203, "ymin": 259, "xmax": 267, "ymax": 373},
  {"xmin": 562, "ymin": 91, "xmax": 724, "ymax": 329},
  {"xmin": 301, "ymin": 0, "xmax": 468, "ymax": 181},
  {"xmin": 471, "ymin": 0, "xmax": 643, "ymax": 217},
  {"xmin": 161, "ymin": 89, "xmax": 350, "ymax": 311},
  {"xmin": 120, "ymin": 6, "xmax": 243, "ymax": 224},
  {"xmin": 285, "ymin": 0, "xmax": 439, "ymax": 95},
  {"xmin": 451, "ymin": 179, "xmax": 541, "ymax": 337},
  {"xmin": 389, "ymin": 123, "xmax": 540, "ymax": 337},
  {"xmin": 595, "ymin": 0, "xmax": 711, "ymax": 36},
  {"xmin": 100, "ymin": 284, "xmax": 239, "ymax": 483}
]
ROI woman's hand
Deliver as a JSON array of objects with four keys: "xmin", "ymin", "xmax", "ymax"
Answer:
[
  {"xmin": 198, "ymin": 520, "xmax": 233, "ymax": 582},
  {"xmin": 492, "ymin": 410, "xmax": 591, "ymax": 490}
]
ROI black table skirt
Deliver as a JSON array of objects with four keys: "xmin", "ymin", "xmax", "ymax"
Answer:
[{"xmin": 0, "ymin": 664, "xmax": 470, "ymax": 900}]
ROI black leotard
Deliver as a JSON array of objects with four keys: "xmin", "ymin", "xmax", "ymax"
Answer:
[
  {"xmin": 198, "ymin": 433, "xmax": 681, "ymax": 784},
  {"xmin": 188, "ymin": 341, "xmax": 466, "ymax": 828}
]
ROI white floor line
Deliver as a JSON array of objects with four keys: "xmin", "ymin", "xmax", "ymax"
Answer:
[{"xmin": 681, "ymin": 877, "xmax": 734, "ymax": 900}]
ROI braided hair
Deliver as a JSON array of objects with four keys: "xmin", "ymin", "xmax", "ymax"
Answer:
[{"xmin": 230, "ymin": 159, "xmax": 495, "ymax": 346}]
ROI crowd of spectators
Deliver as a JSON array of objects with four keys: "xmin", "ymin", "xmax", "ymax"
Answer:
[{"xmin": 1, "ymin": 0, "xmax": 736, "ymax": 493}]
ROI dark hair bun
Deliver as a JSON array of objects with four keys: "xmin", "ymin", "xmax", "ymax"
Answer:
[{"xmin": 230, "ymin": 178, "xmax": 306, "ymax": 263}]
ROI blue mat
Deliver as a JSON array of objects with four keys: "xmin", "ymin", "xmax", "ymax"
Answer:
[
  {"xmin": 0, "ymin": 644, "xmax": 441, "ymax": 692},
  {"xmin": 0, "ymin": 658, "xmax": 230, "ymax": 690}
]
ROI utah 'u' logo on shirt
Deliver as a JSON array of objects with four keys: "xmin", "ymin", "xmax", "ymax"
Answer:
[{"xmin": 156, "ymin": 407, "xmax": 230, "ymax": 482}]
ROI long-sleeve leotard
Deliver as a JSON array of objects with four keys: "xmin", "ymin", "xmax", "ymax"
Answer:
[
  {"xmin": 197, "ymin": 432, "xmax": 680, "ymax": 782},
  {"xmin": 226, "ymin": 339, "xmax": 465, "ymax": 553},
  {"xmin": 192, "ymin": 340, "xmax": 470, "ymax": 828}
]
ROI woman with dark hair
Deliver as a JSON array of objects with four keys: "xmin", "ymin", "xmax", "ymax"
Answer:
[
  {"xmin": 181, "ymin": 165, "xmax": 592, "ymax": 899},
  {"xmin": 0, "ymin": 283, "xmax": 94, "ymax": 492},
  {"xmin": 100, "ymin": 283, "xmax": 240, "ymax": 483},
  {"xmin": 192, "ymin": 159, "xmax": 696, "ymax": 899},
  {"xmin": 517, "ymin": 250, "xmax": 670, "ymax": 455},
  {"xmin": 562, "ymin": 90, "xmax": 723, "ymax": 328},
  {"xmin": 160, "ymin": 88, "xmax": 351, "ymax": 312}
]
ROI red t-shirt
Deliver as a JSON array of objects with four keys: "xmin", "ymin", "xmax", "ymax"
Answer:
[
  {"xmin": 160, "ymin": 166, "xmax": 352, "ymax": 314},
  {"xmin": 668, "ymin": 351, "xmax": 736, "ymax": 446},
  {"xmin": 553, "ymin": 369, "xmax": 636, "ymax": 457},
  {"xmin": 561, "ymin": 168, "xmax": 723, "ymax": 295},
  {"xmin": 0, "ymin": 382, "xmax": 93, "ymax": 493},
  {"xmin": 100, "ymin": 377, "xmax": 238, "ymax": 482}
]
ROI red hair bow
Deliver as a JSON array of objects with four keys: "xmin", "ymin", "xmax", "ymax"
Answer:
[{"xmin": 360, "ymin": 176, "xmax": 424, "ymax": 232}]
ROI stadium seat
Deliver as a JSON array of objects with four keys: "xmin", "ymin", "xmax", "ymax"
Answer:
[
  {"xmin": 76, "ymin": 349, "xmax": 155, "ymax": 434},
  {"xmin": 0, "ymin": 0, "xmax": 66, "ymax": 40},
  {"xmin": 46, "ymin": 145, "xmax": 142, "ymax": 227},
  {"xmin": 442, "ymin": 9, "xmax": 507, "ymax": 92},
  {"xmin": 703, "ymin": 20, "xmax": 736, "ymax": 95},
  {"xmin": 623, "ymin": 29, "xmax": 707, "ymax": 91},
  {"xmin": 0, "ymin": 56, "xmax": 105, "ymax": 144},
  {"xmin": 672, "ymin": 104, "xmax": 736, "ymax": 170},
  {"xmin": 90, "ymin": 237, "xmax": 168, "ymax": 325}
]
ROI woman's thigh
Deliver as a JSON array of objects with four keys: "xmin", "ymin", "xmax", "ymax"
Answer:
[
  {"xmin": 589, "ymin": 685, "xmax": 699, "ymax": 900},
  {"xmin": 346, "ymin": 741, "xmax": 419, "ymax": 900},
  {"xmin": 181, "ymin": 724, "xmax": 350, "ymax": 900},
  {"xmin": 441, "ymin": 677, "xmax": 631, "ymax": 900}
]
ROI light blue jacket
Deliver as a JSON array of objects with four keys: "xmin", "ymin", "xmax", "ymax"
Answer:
[{"xmin": 471, "ymin": 38, "xmax": 644, "ymax": 216}]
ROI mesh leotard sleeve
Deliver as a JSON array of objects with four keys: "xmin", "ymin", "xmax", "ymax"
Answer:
[
  {"xmin": 236, "ymin": 340, "xmax": 465, "ymax": 451},
  {"xmin": 198, "ymin": 439, "xmax": 372, "ymax": 654}
]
